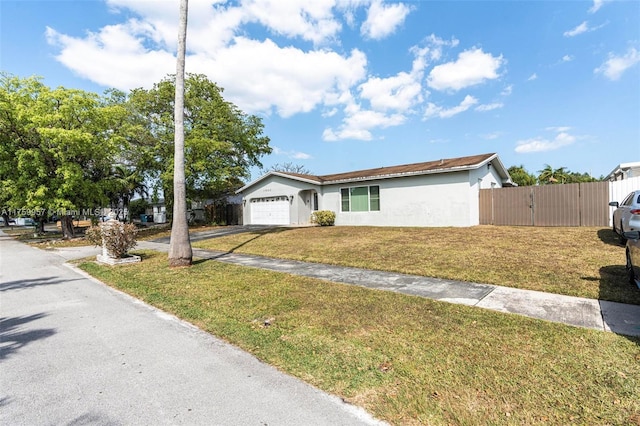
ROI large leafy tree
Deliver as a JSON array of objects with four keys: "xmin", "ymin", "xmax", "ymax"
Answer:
[
  {"xmin": 0, "ymin": 73, "xmax": 126, "ymax": 237},
  {"xmin": 127, "ymin": 73, "xmax": 271, "ymax": 212}
]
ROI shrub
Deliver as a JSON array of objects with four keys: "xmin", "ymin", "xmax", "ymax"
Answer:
[
  {"xmin": 86, "ymin": 221, "xmax": 138, "ymax": 258},
  {"xmin": 311, "ymin": 210, "xmax": 336, "ymax": 226}
]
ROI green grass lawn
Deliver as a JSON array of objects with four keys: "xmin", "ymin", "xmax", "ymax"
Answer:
[
  {"xmin": 77, "ymin": 250, "xmax": 640, "ymax": 425},
  {"xmin": 192, "ymin": 225, "xmax": 639, "ymax": 305}
]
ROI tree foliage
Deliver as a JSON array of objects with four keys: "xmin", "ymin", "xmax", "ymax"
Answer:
[
  {"xmin": 506, "ymin": 163, "xmax": 600, "ymax": 186},
  {"xmin": 0, "ymin": 73, "xmax": 127, "ymax": 236},
  {"xmin": 127, "ymin": 73, "xmax": 272, "ymax": 209},
  {"xmin": 0, "ymin": 72, "xmax": 272, "ymax": 237},
  {"xmin": 507, "ymin": 165, "xmax": 537, "ymax": 186}
]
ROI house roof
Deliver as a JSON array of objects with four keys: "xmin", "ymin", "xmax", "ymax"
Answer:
[
  {"xmin": 238, "ymin": 153, "xmax": 512, "ymax": 192},
  {"xmin": 604, "ymin": 161, "xmax": 640, "ymax": 181}
]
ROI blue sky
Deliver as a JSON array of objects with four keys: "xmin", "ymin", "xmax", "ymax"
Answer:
[{"xmin": 2, "ymin": 0, "xmax": 639, "ymax": 180}]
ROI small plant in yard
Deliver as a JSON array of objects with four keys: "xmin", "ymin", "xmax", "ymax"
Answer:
[
  {"xmin": 311, "ymin": 210, "xmax": 336, "ymax": 226},
  {"xmin": 85, "ymin": 221, "xmax": 138, "ymax": 258}
]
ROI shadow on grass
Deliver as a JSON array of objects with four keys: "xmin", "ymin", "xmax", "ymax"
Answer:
[
  {"xmin": 0, "ymin": 313, "xmax": 56, "ymax": 360},
  {"xmin": 597, "ymin": 228, "xmax": 625, "ymax": 247},
  {"xmin": 223, "ymin": 226, "xmax": 295, "ymax": 254},
  {"xmin": 599, "ymin": 265, "xmax": 640, "ymax": 345},
  {"xmin": 599, "ymin": 265, "xmax": 640, "ymax": 305}
]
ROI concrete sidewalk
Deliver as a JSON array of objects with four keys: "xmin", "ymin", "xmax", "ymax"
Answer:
[
  {"xmin": 51, "ymin": 236, "xmax": 640, "ymax": 337},
  {"xmin": 0, "ymin": 233, "xmax": 386, "ymax": 425}
]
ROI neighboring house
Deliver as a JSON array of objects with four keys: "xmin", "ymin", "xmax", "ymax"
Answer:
[
  {"xmin": 237, "ymin": 153, "xmax": 513, "ymax": 227},
  {"xmin": 605, "ymin": 162, "xmax": 640, "ymax": 181}
]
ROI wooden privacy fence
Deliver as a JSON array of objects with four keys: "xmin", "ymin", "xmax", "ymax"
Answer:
[{"xmin": 479, "ymin": 181, "xmax": 610, "ymax": 227}]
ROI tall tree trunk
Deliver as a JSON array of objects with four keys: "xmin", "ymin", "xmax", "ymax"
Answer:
[{"xmin": 168, "ymin": 0, "xmax": 192, "ymax": 267}]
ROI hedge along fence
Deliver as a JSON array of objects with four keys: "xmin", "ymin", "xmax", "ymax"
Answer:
[{"xmin": 479, "ymin": 177, "xmax": 640, "ymax": 227}]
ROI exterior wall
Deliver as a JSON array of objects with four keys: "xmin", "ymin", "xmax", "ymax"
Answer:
[
  {"xmin": 240, "ymin": 175, "xmax": 320, "ymax": 225},
  {"xmin": 320, "ymin": 172, "xmax": 472, "ymax": 227},
  {"xmin": 468, "ymin": 164, "xmax": 504, "ymax": 226}
]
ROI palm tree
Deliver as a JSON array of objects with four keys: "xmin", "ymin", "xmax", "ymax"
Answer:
[
  {"xmin": 538, "ymin": 164, "xmax": 569, "ymax": 185},
  {"xmin": 168, "ymin": 0, "xmax": 193, "ymax": 267},
  {"xmin": 109, "ymin": 164, "xmax": 148, "ymax": 221}
]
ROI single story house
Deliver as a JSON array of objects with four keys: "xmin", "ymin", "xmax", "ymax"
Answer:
[{"xmin": 237, "ymin": 153, "xmax": 513, "ymax": 227}]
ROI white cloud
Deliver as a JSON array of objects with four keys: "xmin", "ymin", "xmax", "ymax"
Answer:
[
  {"xmin": 475, "ymin": 102, "xmax": 503, "ymax": 112},
  {"xmin": 272, "ymin": 146, "xmax": 312, "ymax": 160},
  {"xmin": 588, "ymin": 0, "xmax": 611, "ymax": 14},
  {"xmin": 501, "ymin": 85, "xmax": 513, "ymax": 96},
  {"xmin": 357, "ymin": 45, "xmax": 427, "ymax": 112},
  {"xmin": 594, "ymin": 47, "xmax": 640, "ymax": 81},
  {"xmin": 427, "ymin": 48, "xmax": 504, "ymax": 91},
  {"xmin": 361, "ymin": 0, "xmax": 411, "ymax": 40},
  {"xmin": 562, "ymin": 55, "xmax": 574, "ymax": 62},
  {"xmin": 564, "ymin": 21, "xmax": 589, "ymax": 37},
  {"xmin": 358, "ymin": 73, "xmax": 423, "ymax": 111},
  {"xmin": 323, "ymin": 106, "xmax": 406, "ymax": 141},
  {"xmin": 481, "ymin": 132, "xmax": 501, "ymax": 140},
  {"xmin": 424, "ymin": 95, "xmax": 478, "ymax": 119},
  {"xmin": 242, "ymin": 0, "xmax": 341, "ymax": 45},
  {"xmin": 44, "ymin": 1, "xmax": 510, "ymax": 143},
  {"xmin": 515, "ymin": 128, "xmax": 577, "ymax": 153},
  {"xmin": 45, "ymin": 25, "xmax": 175, "ymax": 90},
  {"xmin": 190, "ymin": 37, "xmax": 367, "ymax": 117}
]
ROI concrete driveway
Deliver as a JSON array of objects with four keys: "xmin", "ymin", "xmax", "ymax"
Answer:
[{"xmin": 0, "ymin": 232, "xmax": 385, "ymax": 425}]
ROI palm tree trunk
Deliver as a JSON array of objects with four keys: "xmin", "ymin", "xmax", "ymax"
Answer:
[{"xmin": 168, "ymin": 0, "xmax": 192, "ymax": 267}]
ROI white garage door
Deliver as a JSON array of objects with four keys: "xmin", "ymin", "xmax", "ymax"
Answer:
[{"xmin": 250, "ymin": 196, "xmax": 290, "ymax": 225}]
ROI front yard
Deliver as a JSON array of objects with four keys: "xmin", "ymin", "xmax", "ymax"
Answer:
[
  {"xmin": 77, "ymin": 249, "xmax": 640, "ymax": 426},
  {"xmin": 192, "ymin": 225, "xmax": 638, "ymax": 305}
]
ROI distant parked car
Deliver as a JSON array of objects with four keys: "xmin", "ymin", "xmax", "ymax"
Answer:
[
  {"xmin": 609, "ymin": 190, "xmax": 640, "ymax": 242},
  {"xmin": 624, "ymin": 231, "xmax": 640, "ymax": 288},
  {"xmin": 14, "ymin": 217, "xmax": 36, "ymax": 226},
  {"xmin": 0, "ymin": 217, "xmax": 16, "ymax": 225}
]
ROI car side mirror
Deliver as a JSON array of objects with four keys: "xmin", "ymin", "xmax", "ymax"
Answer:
[
  {"xmin": 609, "ymin": 201, "xmax": 619, "ymax": 207},
  {"xmin": 623, "ymin": 231, "xmax": 640, "ymax": 240}
]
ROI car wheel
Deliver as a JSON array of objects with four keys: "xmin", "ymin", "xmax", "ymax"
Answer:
[
  {"xmin": 627, "ymin": 250, "xmax": 637, "ymax": 286},
  {"xmin": 619, "ymin": 221, "xmax": 627, "ymax": 244}
]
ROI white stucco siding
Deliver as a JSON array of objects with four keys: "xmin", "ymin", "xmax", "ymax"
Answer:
[
  {"xmin": 240, "ymin": 176, "xmax": 321, "ymax": 225},
  {"xmin": 468, "ymin": 164, "xmax": 504, "ymax": 226},
  {"xmin": 322, "ymin": 172, "xmax": 472, "ymax": 227}
]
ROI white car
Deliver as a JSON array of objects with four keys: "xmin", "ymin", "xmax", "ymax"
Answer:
[
  {"xmin": 624, "ymin": 231, "xmax": 640, "ymax": 288},
  {"xmin": 610, "ymin": 190, "xmax": 640, "ymax": 242}
]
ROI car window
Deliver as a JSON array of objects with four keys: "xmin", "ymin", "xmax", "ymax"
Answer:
[{"xmin": 622, "ymin": 193, "xmax": 634, "ymax": 206}]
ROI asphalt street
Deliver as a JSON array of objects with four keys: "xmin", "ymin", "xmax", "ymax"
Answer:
[{"xmin": 0, "ymin": 232, "xmax": 386, "ymax": 426}]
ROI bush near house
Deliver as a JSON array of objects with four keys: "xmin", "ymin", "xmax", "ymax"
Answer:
[{"xmin": 311, "ymin": 210, "xmax": 336, "ymax": 226}]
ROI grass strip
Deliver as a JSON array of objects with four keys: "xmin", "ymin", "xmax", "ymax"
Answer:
[{"xmin": 77, "ymin": 250, "xmax": 640, "ymax": 425}]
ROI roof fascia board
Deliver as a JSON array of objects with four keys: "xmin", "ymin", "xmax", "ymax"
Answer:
[
  {"xmin": 236, "ymin": 171, "xmax": 321, "ymax": 193},
  {"xmin": 238, "ymin": 154, "xmax": 514, "ymax": 192},
  {"xmin": 321, "ymin": 165, "xmax": 478, "ymax": 185}
]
